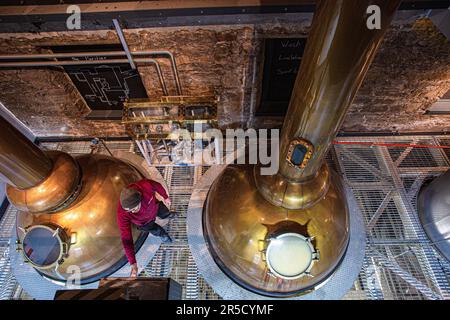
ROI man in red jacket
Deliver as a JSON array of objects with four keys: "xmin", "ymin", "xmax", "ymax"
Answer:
[{"xmin": 117, "ymin": 178, "xmax": 173, "ymax": 277}]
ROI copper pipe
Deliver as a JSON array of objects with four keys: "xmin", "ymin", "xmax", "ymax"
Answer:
[
  {"xmin": 278, "ymin": 0, "xmax": 401, "ymax": 181},
  {"xmin": 255, "ymin": 0, "xmax": 401, "ymax": 209},
  {"xmin": 203, "ymin": 0, "xmax": 401, "ymax": 296},
  {"xmin": 0, "ymin": 115, "xmax": 52, "ymax": 189}
]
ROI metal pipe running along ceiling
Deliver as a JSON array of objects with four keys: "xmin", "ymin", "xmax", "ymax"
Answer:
[{"xmin": 0, "ymin": 50, "xmax": 183, "ymax": 96}]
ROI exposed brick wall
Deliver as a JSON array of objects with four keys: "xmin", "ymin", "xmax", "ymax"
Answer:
[
  {"xmin": 0, "ymin": 16, "xmax": 448, "ymax": 137},
  {"xmin": 344, "ymin": 18, "xmax": 450, "ymax": 133},
  {"xmin": 0, "ymin": 26, "xmax": 255, "ymax": 136}
]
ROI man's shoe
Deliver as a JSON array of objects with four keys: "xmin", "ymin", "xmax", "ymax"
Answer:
[
  {"xmin": 158, "ymin": 210, "xmax": 175, "ymax": 220},
  {"xmin": 161, "ymin": 234, "xmax": 173, "ymax": 243},
  {"xmin": 168, "ymin": 212, "xmax": 177, "ymax": 220}
]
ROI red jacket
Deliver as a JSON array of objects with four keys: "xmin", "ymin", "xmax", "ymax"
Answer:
[{"xmin": 117, "ymin": 179, "xmax": 169, "ymax": 265}]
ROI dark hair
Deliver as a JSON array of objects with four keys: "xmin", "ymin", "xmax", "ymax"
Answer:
[{"xmin": 120, "ymin": 188, "xmax": 142, "ymax": 210}]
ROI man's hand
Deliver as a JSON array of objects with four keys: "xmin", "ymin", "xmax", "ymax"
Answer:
[
  {"xmin": 155, "ymin": 192, "xmax": 171, "ymax": 208},
  {"xmin": 130, "ymin": 263, "xmax": 138, "ymax": 277}
]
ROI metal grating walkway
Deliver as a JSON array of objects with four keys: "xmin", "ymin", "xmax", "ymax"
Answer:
[{"xmin": 0, "ymin": 136, "xmax": 449, "ymax": 300}]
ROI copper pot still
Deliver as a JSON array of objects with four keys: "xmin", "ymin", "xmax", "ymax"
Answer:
[
  {"xmin": 203, "ymin": 0, "xmax": 400, "ymax": 297},
  {"xmin": 0, "ymin": 116, "xmax": 147, "ymax": 284}
]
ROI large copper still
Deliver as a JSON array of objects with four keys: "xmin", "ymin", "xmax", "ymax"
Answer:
[
  {"xmin": 203, "ymin": 0, "xmax": 400, "ymax": 296},
  {"xmin": 0, "ymin": 116, "xmax": 146, "ymax": 284}
]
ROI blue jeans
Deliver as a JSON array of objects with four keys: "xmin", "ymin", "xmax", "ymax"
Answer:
[{"xmin": 137, "ymin": 203, "xmax": 170, "ymax": 238}]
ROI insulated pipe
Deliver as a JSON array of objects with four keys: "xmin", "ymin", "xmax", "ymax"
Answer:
[
  {"xmin": 0, "ymin": 115, "xmax": 52, "ymax": 189},
  {"xmin": 0, "ymin": 50, "xmax": 182, "ymax": 95},
  {"xmin": 0, "ymin": 58, "xmax": 169, "ymax": 96}
]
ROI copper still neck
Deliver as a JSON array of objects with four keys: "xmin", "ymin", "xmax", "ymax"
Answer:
[
  {"xmin": 256, "ymin": 0, "xmax": 400, "ymax": 209},
  {"xmin": 0, "ymin": 115, "xmax": 52, "ymax": 189},
  {"xmin": 0, "ymin": 115, "xmax": 80, "ymax": 213}
]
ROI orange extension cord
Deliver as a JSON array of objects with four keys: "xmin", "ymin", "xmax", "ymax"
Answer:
[{"xmin": 332, "ymin": 141, "xmax": 450, "ymax": 149}]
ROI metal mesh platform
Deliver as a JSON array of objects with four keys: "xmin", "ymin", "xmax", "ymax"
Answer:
[{"xmin": 0, "ymin": 136, "xmax": 449, "ymax": 300}]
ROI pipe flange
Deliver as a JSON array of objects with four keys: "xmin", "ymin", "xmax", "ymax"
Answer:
[{"xmin": 254, "ymin": 162, "xmax": 330, "ymax": 210}]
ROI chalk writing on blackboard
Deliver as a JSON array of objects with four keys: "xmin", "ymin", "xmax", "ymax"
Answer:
[
  {"xmin": 257, "ymin": 38, "xmax": 307, "ymax": 116},
  {"xmin": 281, "ymin": 39, "xmax": 305, "ymax": 48},
  {"xmin": 278, "ymin": 54, "xmax": 302, "ymax": 61},
  {"xmin": 276, "ymin": 67, "xmax": 300, "ymax": 76},
  {"xmin": 50, "ymin": 44, "xmax": 148, "ymax": 111}
]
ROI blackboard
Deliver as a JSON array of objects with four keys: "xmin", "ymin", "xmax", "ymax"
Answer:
[
  {"xmin": 50, "ymin": 44, "xmax": 148, "ymax": 111},
  {"xmin": 257, "ymin": 38, "xmax": 307, "ymax": 116}
]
